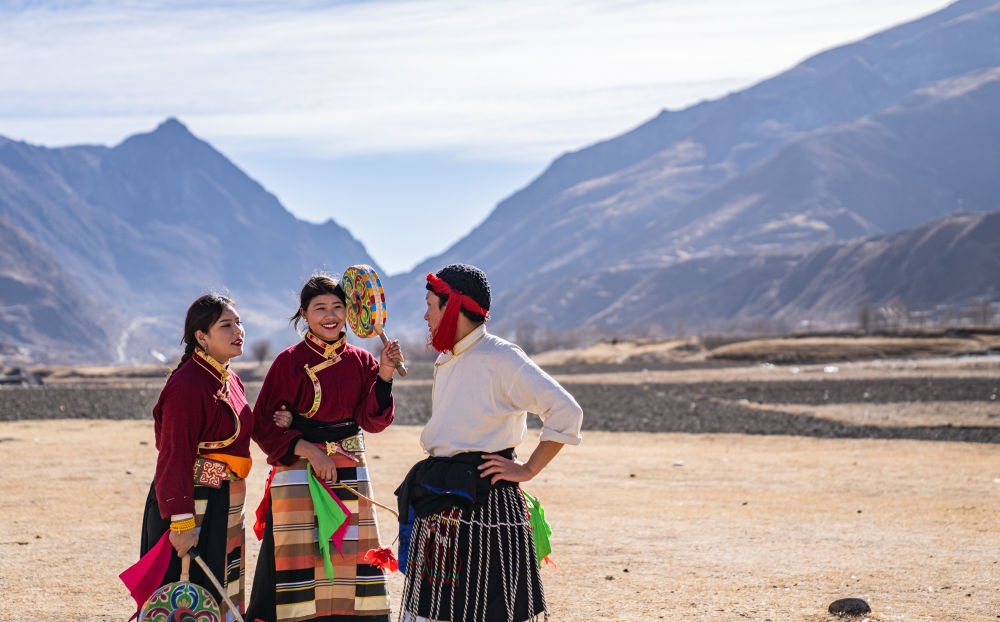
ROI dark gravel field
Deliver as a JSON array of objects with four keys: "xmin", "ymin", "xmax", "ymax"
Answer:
[{"xmin": 3, "ymin": 372, "xmax": 997, "ymax": 443}]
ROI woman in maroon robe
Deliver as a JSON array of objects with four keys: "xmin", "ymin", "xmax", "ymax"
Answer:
[
  {"xmin": 247, "ymin": 274, "xmax": 403, "ymax": 622},
  {"xmin": 139, "ymin": 294, "xmax": 286, "ymax": 621}
]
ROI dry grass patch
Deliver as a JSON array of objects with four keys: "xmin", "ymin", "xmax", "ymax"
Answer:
[
  {"xmin": 532, "ymin": 338, "xmax": 704, "ymax": 366},
  {"xmin": 735, "ymin": 400, "xmax": 1000, "ymax": 429},
  {"xmin": 706, "ymin": 336, "xmax": 996, "ymax": 364}
]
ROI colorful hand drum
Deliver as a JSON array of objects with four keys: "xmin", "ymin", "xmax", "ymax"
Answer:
[
  {"xmin": 139, "ymin": 549, "xmax": 245, "ymax": 622},
  {"xmin": 139, "ymin": 554, "xmax": 221, "ymax": 622},
  {"xmin": 342, "ymin": 264, "xmax": 407, "ymax": 376}
]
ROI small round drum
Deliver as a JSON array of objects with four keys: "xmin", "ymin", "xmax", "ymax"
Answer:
[
  {"xmin": 341, "ymin": 264, "xmax": 406, "ymax": 376},
  {"xmin": 342, "ymin": 264, "xmax": 387, "ymax": 339},
  {"xmin": 139, "ymin": 581, "xmax": 221, "ymax": 622},
  {"xmin": 139, "ymin": 555, "xmax": 222, "ymax": 622}
]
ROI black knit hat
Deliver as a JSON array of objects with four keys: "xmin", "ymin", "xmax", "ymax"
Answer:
[{"xmin": 435, "ymin": 264, "xmax": 491, "ymax": 312}]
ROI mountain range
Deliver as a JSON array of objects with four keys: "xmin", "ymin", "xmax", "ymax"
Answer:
[
  {"xmin": 2, "ymin": 0, "xmax": 999, "ymax": 363},
  {"xmin": 384, "ymin": 0, "xmax": 1000, "ymax": 334},
  {"xmin": 0, "ymin": 119, "xmax": 379, "ymax": 362}
]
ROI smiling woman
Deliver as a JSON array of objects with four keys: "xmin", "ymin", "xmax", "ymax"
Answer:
[{"xmin": 247, "ymin": 273, "xmax": 405, "ymax": 622}]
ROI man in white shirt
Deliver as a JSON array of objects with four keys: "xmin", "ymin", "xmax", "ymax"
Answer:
[{"xmin": 395, "ymin": 263, "xmax": 583, "ymax": 622}]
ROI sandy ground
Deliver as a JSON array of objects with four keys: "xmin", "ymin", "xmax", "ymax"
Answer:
[{"xmin": 0, "ymin": 420, "xmax": 997, "ymax": 621}]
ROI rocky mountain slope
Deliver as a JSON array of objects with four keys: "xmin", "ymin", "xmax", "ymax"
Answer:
[
  {"xmin": 384, "ymin": 0, "xmax": 1000, "ymax": 336},
  {"xmin": 0, "ymin": 119, "xmax": 380, "ymax": 362}
]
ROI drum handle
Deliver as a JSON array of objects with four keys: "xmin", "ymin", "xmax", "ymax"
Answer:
[
  {"xmin": 180, "ymin": 553, "xmax": 190, "ymax": 582},
  {"xmin": 376, "ymin": 326, "xmax": 408, "ymax": 377},
  {"xmin": 189, "ymin": 548, "xmax": 246, "ymax": 622}
]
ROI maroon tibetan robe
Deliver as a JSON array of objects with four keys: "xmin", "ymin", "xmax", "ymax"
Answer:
[
  {"xmin": 252, "ymin": 337, "xmax": 394, "ymax": 464},
  {"xmin": 246, "ymin": 335, "xmax": 395, "ymax": 621},
  {"xmin": 151, "ymin": 355, "xmax": 258, "ymax": 518}
]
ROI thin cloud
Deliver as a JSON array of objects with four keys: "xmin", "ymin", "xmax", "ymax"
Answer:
[{"xmin": 0, "ymin": 0, "xmax": 949, "ymax": 161}]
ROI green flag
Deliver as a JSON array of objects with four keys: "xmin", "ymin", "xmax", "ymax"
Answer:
[
  {"xmin": 522, "ymin": 491, "xmax": 552, "ymax": 567},
  {"xmin": 307, "ymin": 465, "xmax": 351, "ymax": 583}
]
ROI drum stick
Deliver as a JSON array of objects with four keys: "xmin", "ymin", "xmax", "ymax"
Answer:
[
  {"xmin": 340, "ymin": 482, "xmax": 400, "ymax": 519},
  {"xmin": 188, "ymin": 549, "xmax": 246, "ymax": 622},
  {"xmin": 374, "ymin": 325, "xmax": 407, "ymax": 377}
]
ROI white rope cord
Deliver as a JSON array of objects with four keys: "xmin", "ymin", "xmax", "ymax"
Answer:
[
  {"xmin": 518, "ymin": 490, "xmax": 535, "ymax": 619},
  {"xmin": 517, "ymin": 489, "xmax": 531, "ymax": 620},
  {"xmin": 480, "ymin": 501, "xmax": 493, "ymax": 622},
  {"xmin": 429, "ymin": 516, "xmax": 445, "ymax": 621},
  {"xmin": 399, "ymin": 486, "xmax": 548, "ymax": 622},
  {"xmin": 466, "ymin": 505, "xmax": 480, "ymax": 622},
  {"xmin": 504, "ymin": 489, "xmax": 523, "ymax": 622},
  {"xmin": 397, "ymin": 524, "xmax": 415, "ymax": 621},
  {"xmin": 479, "ymin": 497, "xmax": 495, "ymax": 622},
  {"xmin": 498, "ymin": 489, "xmax": 513, "ymax": 622},
  {"xmin": 490, "ymin": 489, "xmax": 514, "ymax": 622},
  {"xmin": 508, "ymin": 488, "xmax": 524, "ymax": 622},
  {"xmin": 402, "ymin": 518, "xmax": 430, "ymax": 621},
  {"xmin": 448, "ymin": 512, "xmax": 461, "ymax": 622}
]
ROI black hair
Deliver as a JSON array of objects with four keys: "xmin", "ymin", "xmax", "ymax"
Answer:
[
  {"xmin": 173, "ymin": 293, "xmax": 235, "ymax": 373},
  {"xmin": 290, "ymin": 274, "xmax": 347, "ymax": 333},
  {"xmin": 426, "ymin": 263, "xmax": 491, "ymax": 323}
]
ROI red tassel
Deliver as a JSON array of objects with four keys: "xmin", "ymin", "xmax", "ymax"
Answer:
[
  {"xmin": 430, "ymin": 290, "xmax": 462, "ymax": 353},
  {"xmin": 426, "ymin": 273, "xmax": 490, "ymax": 354},
  {"xmin": 364, "ymin": 546, "xmax": 399, "ymax": 572}
]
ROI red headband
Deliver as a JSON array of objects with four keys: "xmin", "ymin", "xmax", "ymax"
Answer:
[{"xmin": 426, "ymin": 273, "xmax": 489, "ymax": 353}]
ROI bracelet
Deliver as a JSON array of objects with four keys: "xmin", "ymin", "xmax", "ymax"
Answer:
[{"xmin": 170, "ymin": 517, "xmax": 196, "ymax": 532}]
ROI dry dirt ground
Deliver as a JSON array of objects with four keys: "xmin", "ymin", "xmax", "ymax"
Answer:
[
  {"xmin": 1, "ymin": 354, "xmax": 999, "ymax": 621},
  {"xmin": 0, "ymin": 421, "xmax": 997, "ymax": 621}
]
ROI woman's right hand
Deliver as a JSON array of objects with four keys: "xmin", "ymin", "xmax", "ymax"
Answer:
[
  {"xmin": 295, "ymin": 439, "xmax": 338, "ymax": 483},
  {"xmin": 169, "ymin": 527, "xmax": 199, "ymax": 558}
]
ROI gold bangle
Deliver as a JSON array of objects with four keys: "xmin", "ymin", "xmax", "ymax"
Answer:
[{"xmin": 170, "ymin": 517, "xmax": 196, "ymax": 532}]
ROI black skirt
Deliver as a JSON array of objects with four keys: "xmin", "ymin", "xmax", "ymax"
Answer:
[
  {"xmin": 399, "ymin": 484, "xmax": 547, "ymax": 622},
  {"xmin": 140, "ymin": 480, "xmax": 245, "ymax": 618}
]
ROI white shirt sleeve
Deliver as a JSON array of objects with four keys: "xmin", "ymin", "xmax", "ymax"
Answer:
[{"xmin": 505, "ymin": 358, "xmax": 583, "ymax": 446}]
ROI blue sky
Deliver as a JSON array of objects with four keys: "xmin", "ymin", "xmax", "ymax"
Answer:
[{"xmin": 0, "ymin": 0, "xmax": 950, "ymax": 274}]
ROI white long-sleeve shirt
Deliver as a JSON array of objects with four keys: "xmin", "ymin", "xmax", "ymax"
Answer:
[{"xmin": 420, "ymin": 324, "xmax": 584, "ymax": 457}]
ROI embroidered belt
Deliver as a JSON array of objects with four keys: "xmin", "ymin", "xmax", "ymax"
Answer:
[
  {"xmin": 193, "ymin": 456, "xmax": 233, "ymax": 488},
  {"xmin": 319, "ymin": 432, "xmax": 364, "ymax": 463}
]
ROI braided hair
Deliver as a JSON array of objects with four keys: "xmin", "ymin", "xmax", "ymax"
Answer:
[{"xmin": 172, "ymin": 294, "xmax": 235, "ymax": 374}]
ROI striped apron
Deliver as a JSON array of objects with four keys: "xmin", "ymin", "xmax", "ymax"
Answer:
[{"xmin": 250, "ymin": 432, "xmax": 391, "ymax": 621}]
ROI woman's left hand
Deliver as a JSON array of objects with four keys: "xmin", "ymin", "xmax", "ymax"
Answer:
[
  {"xmin": 479, "ymin": 442, "xmax": 563, "ymax": 485},
  {"xmin": 479, "ymin": 453, "xmax": 536, "ymax": 484},
  {"xmin": 378, "ymin": 339, "xmax": 404, "ymax": 381}
]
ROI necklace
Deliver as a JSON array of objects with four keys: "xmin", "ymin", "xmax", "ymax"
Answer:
[
  {"xmin": 192, "ymin": 348, "xmax": 240, "ymax": 451},
  {"xmin": 300, "ymin": 332, "xmax": 346, "ymax": 418},
  {"xmin": 305, "ymin": 331, "xmax": 346, "ymax": 359},
  {"xmin": 193, "ymin": 347, "xmax": 230, "ymax": 400}
]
